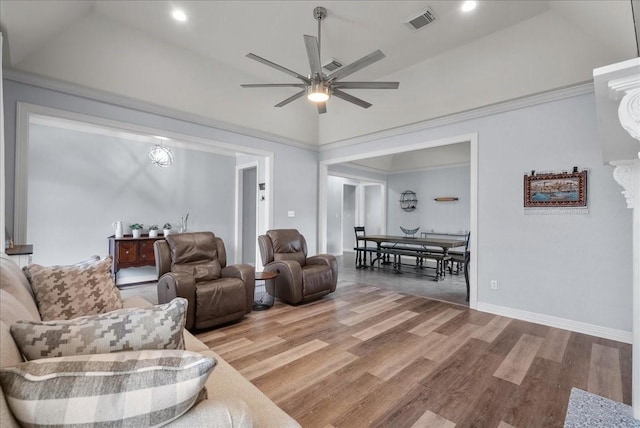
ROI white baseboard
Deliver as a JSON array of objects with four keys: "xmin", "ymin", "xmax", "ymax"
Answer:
[{"xmin": 476, "ymin": 302, "xmax": 632, "ymax": 344}]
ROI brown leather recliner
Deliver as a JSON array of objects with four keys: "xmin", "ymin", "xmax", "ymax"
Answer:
[
  {"xmin": 258, "ymin": 229, "xmax": 337, "ymax": 305},
  {"xmin": 154, "ymin": 232, "xmax": 254, "ymax": 330}
]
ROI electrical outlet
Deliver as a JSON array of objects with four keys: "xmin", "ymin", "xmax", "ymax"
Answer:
[{"xmin": 490, "ymin": 280, "xmax": 498, "ymax": 290}]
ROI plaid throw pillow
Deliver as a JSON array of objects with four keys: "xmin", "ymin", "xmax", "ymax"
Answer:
[
  {"xmin": 0, "ymin": 350, "xmax": 216, "ymax": 427},
  {"xmin": 10, "ymin": 298, "xmax": 188, "ymax": 361},
  {"xmin": 23, "ymin": 257, "xmax": 123, "ymax": 321}
]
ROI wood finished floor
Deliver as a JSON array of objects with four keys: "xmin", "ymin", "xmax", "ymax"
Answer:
[{"xmin": 196, "ymin": 283, "xmax": 632, "ymax": 428}]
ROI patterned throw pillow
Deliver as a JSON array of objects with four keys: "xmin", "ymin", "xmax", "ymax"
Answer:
[
  {"xmin": 23, "ymin": 256, "xmax": 123, "ymax": 321},
  {"xmin": 0, "ymin": 350, "xmax": 216, "ymax": 427},
  {"xmin": 10, "ymin": 298, "xmax": 188, "ymax": 361}
]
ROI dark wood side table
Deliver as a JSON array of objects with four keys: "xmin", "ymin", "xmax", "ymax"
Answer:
[
  {"xmin": 108, "ymin": 235, "xmax": 165, "ymax": 280},
  {"xmin": 6, "ymin": 244, "xmax": 33, "ymax": 268},
  {"xmin": 253, "ymin": 271, "xmax": 277, "ymax": 310}
]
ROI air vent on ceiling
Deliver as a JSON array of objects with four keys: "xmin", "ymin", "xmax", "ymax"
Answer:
[
  {"xmin": 322, "ymin": 58, "xmax": 343, "ymax": 72},
  {"xmin": 404, "ymin": 6, "xmax": 437, "ymax": 30}
]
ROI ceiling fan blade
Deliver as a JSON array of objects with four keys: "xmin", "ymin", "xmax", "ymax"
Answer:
[
  {"xmin": 275, "ymin": 90, "xmax": 306, "ymax": 107},
  {"xmin": 241, "ymin": 83, "xmax": 307, "ymax": 88},
  {"xmin": 332, "ymin": 81, "xmax": 399, "ymax": 89},
  {"xmin": 317, "ymin": 102, "xmax": 327, "ymax": 114},
  {"xmin": 327, "ymin": 50, "xmax": 385, "ymax": 81},
  {"xmin": 246, "ymin": 53, "xmax": 310, "ymax": 84},
  {"xmin": 332, "ymin": 89, "xmax": 372, "ymax": 109},
  {"xmin": 303, "ymin": 35, "xmax": 323, "ymax": 76}
]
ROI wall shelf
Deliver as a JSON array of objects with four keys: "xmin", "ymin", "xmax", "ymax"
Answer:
[{"xmin": 400, "ymin": 190, "xmax": 418, "ymax": 211}]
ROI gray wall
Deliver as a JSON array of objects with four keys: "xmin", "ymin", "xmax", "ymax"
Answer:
[
  {"xmin": 387, "ymin": 166, "xmax": 470, "ymax": 236},
  {"xmin": 27, "ymin": 124, "xmax": 236, "ymax": 267},
  {"xmin": 3, "ymin": 78, "xmax": 321, "ymax": 259},
  {"xmin": 321, "ymin": 92, "xmax": 633, "ymax": 333}
]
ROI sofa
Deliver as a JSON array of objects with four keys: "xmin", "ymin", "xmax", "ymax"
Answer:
[{"xmin": 0, "ymin": 253, "xmax": 300, "ymax": 427}]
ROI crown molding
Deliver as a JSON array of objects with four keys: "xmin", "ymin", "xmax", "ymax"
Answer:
[
  {"xmin": 2, "ymin": 68, "xmax": 317, "ymax": 152},
  {"xmin": 319, "ymin": 81, "xmax": 595, "ymax": 152}
]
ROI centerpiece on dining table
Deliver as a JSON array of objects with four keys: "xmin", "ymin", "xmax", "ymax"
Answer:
[{"xmin": 400, "ymin": 226, "xmax": 419, "ymax": 238}]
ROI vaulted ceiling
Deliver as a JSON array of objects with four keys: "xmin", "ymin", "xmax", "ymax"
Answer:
[{"xmin": 1, "ymin": 1, "xmax": 637, "ymax": 147}]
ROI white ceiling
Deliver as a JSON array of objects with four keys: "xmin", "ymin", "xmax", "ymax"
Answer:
[
  {"xmin": 1, "ymin": 1, "xmax": 637, "ymax": 149},
  {"xmin": 1, "ymin": 1, "xmax": 552, "ymax": 79}
]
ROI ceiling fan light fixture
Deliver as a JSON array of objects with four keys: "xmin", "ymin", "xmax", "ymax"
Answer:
[
  {"xmin": 242, "ymin": 5, "xmax": 398, "ymax": 113},
  {"xmin": 307, "ymin": 84, "xmax": 330, "ymax": 102}
]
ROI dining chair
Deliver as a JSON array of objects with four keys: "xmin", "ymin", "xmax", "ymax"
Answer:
[
  {"xmin": 353, "ymin": 226, "xmax": 377, "ymax": 268},
  {"xmin": 448, "ymin": 232, "xmax": 471, "ymax": 275}
]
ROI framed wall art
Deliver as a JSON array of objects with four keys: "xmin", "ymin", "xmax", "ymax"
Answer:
[{"xmin": 524, "ymin": 168, "xmax": 588, "ymax": 212}]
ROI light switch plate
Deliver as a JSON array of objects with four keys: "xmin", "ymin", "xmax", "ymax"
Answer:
[{"xmin": 288, "ymin": 211, "xmax": 295, "ymax": 218}]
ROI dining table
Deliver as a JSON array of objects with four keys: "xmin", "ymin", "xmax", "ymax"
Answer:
[{"xmin": 357, "ymin": 234, "xmax": 467, "ymax": 269}]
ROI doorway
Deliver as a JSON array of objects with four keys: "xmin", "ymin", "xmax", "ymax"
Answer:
[
  {"xmin": 319, "ymin": 133, "xmax": 478, "ymax": 308},
  {"xmin": 342, "ymin": 184, "xmax": 356, "ymax": 253},
  {"xmin": 364, "ymin": 184, "xmax": 384, "ymax": 235},
  {"xmin": 241, "ymin": 167, "xmax": 257, "ymax": 265},
  {"xmin": 326, "ymin": 175, "xmax": 387, "ymax": 255},
  {"xmin": 13, "ymin": 103, "xmax": 274, "ymax": 281}
]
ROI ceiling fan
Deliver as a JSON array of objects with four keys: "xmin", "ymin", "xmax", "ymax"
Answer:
[{"xmin": 241, "ymin": 6, "xmax": 399, "ymax": 114}]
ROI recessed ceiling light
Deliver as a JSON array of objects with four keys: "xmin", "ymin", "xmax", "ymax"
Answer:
[
  {"xmin": 461, "ymin": 1, "xmax": 477, "ymax": 12},
  {"xmin": 171, "ymin": 9, "xmax": 188, "ymax": 22}
]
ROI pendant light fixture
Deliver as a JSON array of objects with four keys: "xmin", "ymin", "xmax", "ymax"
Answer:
[{"xmin": 149, "ymin": 137, "xmax": 174, "ymax": 167}]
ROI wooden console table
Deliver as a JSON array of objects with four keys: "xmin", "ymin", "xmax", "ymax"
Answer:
[
  {"xmin": 6, "ymin": 244, "xmax": 33, "ymax": 269},
  {"xmin": 108, "ymin": 235, "xmax": 165, "ymax": 279}
]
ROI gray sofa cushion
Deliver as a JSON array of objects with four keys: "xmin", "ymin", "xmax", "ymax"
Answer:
[{"xmin": 10, "ymin": 298, "xmax": 188, "ymax": 361}]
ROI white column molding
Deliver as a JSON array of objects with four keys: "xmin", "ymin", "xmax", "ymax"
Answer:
[
  {"xmin": 603, "ymin": 61, "xmax": 640, "ymax": 421},
  {"xmin": 611, "ymin": 160, "xmax": 639, "ymax": 208},
  {"xmin": 618, "ymin": 88, "xmax": 640, "ymax": 142},
  {"xmin": 635, "ymin": 160, "xmax": 640, "ymax": 420},
  {"xmin": 0, "ymin": 33, "xmax": 5, "ymax": 251},
  {"xmin": 609, "ymin": 73, "xmax": 640, "ymax": 144}
]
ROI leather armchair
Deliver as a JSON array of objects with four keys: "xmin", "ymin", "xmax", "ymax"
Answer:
[
  {"xmin": 154, "ymin": 232, "xmax": 254, "ymax": 330},
  {"xmin": 258, "ymin": 229, "xmax": 337, "ymax": 305}
]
